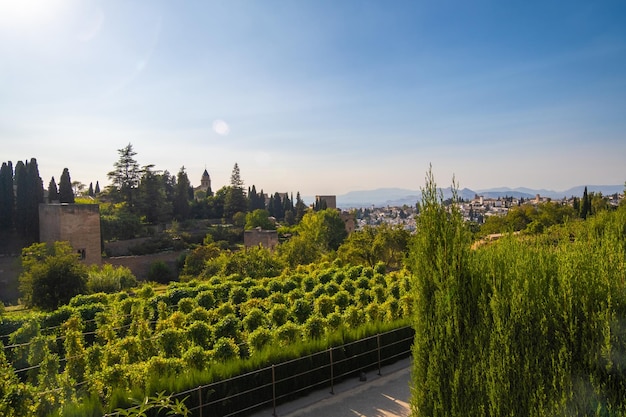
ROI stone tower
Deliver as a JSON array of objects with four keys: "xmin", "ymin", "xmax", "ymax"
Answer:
[
  {"xmin": 201, "ymin": 169, "xmax": 211, "ymax": 191},
  {"xmin": 39, "ymin": 203, "xmax": 102, "ymax": 265}
]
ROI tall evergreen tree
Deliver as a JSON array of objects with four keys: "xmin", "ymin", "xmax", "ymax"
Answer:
[
  {"xmin": 25, "ymin": 158, "xmax": 44, "ymax": 242},
  {"xmin": 47, "ymin": 177, "xmax": 59, "ymax": 203},
  {"xmin": 58, "ymin": 168, "xmax": 75, "ymax": 204},
  {"xmin": 0, "ymin": 162, "xmax": 14, "ymax": 231},
  {"xmin": 107, "ymin": 143, "xmax": 141, "ymax": 209},
  {"xmin": 88, "ymin": 182, "xmax": 94, "ymax": 197},
  {"xmin": 273, "ymin": 192, "xmax": 285, "ymax": 220},
  {"xmin": 224, "ymin": 163, "xmax": 247, "ymax": 219},
  {"xmin": 580, "ymin": 186, "xmax": 591, "ymax": 219},
  {"xmin": 94, "ymin": 181, "xmax": 100, "ymax": 195},
  {"xmin": 14, "ymin": 161, "xmax": 28, "ymax": 235},
  {"xmin": 173, "ymin": 166, "xmax": 191, "ymax": 220},
  {"xmin": 295, "ymin": 191, "xmax": 306, "ymax": 223},
  {"xmin": 137, "ymin": 165, "xmax": 172, "ymax": 223}
]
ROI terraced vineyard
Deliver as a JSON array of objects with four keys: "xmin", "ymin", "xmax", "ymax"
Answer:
[{"xmin": 0, "ymin": 261, "xmax": 412, "ymax": 416}]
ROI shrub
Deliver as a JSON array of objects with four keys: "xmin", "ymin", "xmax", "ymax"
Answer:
[
  {"xmin": 187, "ymin": 321, "xmax": 213, "ymax": 349},
  {"xmin": 177, "ymin": 298, "xmax": 196, "ymax": 314},
  {"xmin": 213, "ymin": 337, "xmax": 240, "ymax": 361},
  {"xmin": 19, "ymin": 242, "xmax": 88, "ymax": 311},
  {"xmin": 314, "ymin": 295, "xmax": 335, "ymax": 317},
  {"xmin": 183, "ymin": 345, "xmax": 210, "ymax": 371},
  {"xmin": 291, "ymin": 299, "xmax": 312, "ymax": 324},
  {"xmin": 147, "ymin": 261, "xmax": 175, "ymax": 284},
  {"xmin": 269, "ymin": 305, "xmax": 289, "ymax": 327},
  {"xmin": 242, "ymin": 308, "xmax": 267, "ymax": 333},
  {"xmin": 214, "ymin": 314, "xmax": 241, "ymax": 341},
  {"xmin": 248, "ymin": 328, "xmax": 273, "ymax": 355},
  {"xmin": 196, "ymin": 291, "xmax": 215, "ymax": 309},
  {"xmin": 275, "ymin": 322, "xmax": 300, "ymax": 346},
  {"xmin": 302, "ymin": 316, "xmax": 326, "ymax": 340},
  {"xmin": 87, "ymin": 265, "xmax": 137, "ymax": 294}
]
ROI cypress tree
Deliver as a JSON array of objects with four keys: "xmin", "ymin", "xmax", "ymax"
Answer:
[
  {"xmin": 25, "ymin": 158, "xmax": 44, "ymax": 242},
  {"xmin": 94, "ymin": 181, "xmax": 100, "ymax": 195},
  {"xmin": 173, "ymin": 166, "xmax": 191, "ymax": 220},
  {"xmin": 580, "ymin": 186, "xmax": 590, "ymax": 219},
  {"xmin": 88, "ymin": 182, "xmax": 94, "ymax": 197},
  {"xmin": 0, "ymin": 162, "xmax": 14, "ymax": 231},
  {"xmin": 48, "ymin": 177, "xmax": 59, "ymax": 203},
  {"xmin": 58, "ymin": 168, "xmax": 75, "ymax": 204},
  {"xmin": 14, "ymin": 161, "xmax": 28, "ymax": 236},
  {"xmin": 295, "ymin": 192, "xmax": 306, "ymax": 223}
]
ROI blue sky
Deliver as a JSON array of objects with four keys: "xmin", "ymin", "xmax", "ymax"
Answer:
[{"xmin": 1, "ymin": 0, "xmax": 625, "ymax": 198}]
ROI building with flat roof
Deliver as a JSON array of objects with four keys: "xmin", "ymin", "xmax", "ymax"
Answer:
[{"xmin": 39, "ymin": 204, "xmax": 102, "ymax": 265}]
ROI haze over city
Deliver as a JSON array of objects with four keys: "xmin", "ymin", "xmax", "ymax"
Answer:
[{"xmin": 1, "ymin": 0, "xmax": 625, "ymax": 196}]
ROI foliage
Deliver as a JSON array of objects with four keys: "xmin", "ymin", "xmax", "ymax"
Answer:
[
  {"xmin": 100, "ymin": 203, "xmax": 144, "ymax": 241},
  {"xmin": 409, "ymin": 168, "xmax": 626, "ymax": 416},
  {"xmin": 337, "ymin": 223, "xmax": 409, "ymax": 269},
  {"xmin": 479, "ymin": 200, "xmax": 578, "ymax": 236},
  {"xmin": 115, "ymin": 391, "xmax": 190, "ymax": 417},
  {"xmin": 107, "ymin": 143, "xmax": 142, "ymax": 209},
  {"xmin": 19, "ymin": 242, "xmax": 88, "ymax": 311},
  {"xmin": 87, "ymin": 264, "xmax": 137, "ymax": 294},
  {"xmin": 0, "ymin": 161, "xmax": 14, "ymax": 231},
  {"xmin": 58, "ymin": 167, "xmax": 75, "ymax": 204},
  {"xmin": 245, "ymin": 209, "xmax": 276, "ymax": 230},
  {"xmin": 147, "ymin": 261, "xmax": 176, "ymax": 284},
  {"xmin": 1, "ymin": 256, "xmax": 414, "ymax": 415}
]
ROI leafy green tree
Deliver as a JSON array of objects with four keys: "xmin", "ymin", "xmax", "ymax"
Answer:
[
  {"xmin": 298, "ymin": 208, "xmax": 347, "ymax": 252},
  {"xmin": 107, "ymin": 143, "xmax": 142, "ymax": 209},
  {"xmin": 245, "ymin": 209, "xmax": 275, "ymax": 230},
  {"xmin": 0, "ymin": 161, "xmax": 14, "ymax": 231},
  {"xmin": 136, "ymin": 165, "xmax": 172, "ymax": 224},
  {"xmin": 19, "ymin": 242, "xmax": 88, "ymax": 310},
  {"xmin": 58, "ymin": 167, "xmax": 75, "ymax": 203}
]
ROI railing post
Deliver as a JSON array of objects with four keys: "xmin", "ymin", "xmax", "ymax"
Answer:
[
  {"xmin": 377, "ymin": 334, "xmax": 382, "ymax": 376},
  {"xmin": 272, "ymin": 365, "xmax": 277, "ymax": 417},
  {"xmin": 329, "ymin": 347, "xmax": 334, "ymax": 395},
  {"xmin": 198, "ymin": 385, "xmax": 203, "ymax": 417}
]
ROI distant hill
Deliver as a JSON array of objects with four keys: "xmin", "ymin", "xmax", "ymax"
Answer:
[{"xmin": 333, "ymin": 185, "xmax": 624, "ymax": 208}]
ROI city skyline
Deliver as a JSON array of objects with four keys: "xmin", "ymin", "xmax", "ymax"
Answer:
[{"xmin": 1, "ymin": 1, "xmax": 625, "ymax": 196}]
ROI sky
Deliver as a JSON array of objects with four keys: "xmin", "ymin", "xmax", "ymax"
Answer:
[{"xmin": 1, "ymin": 0, "xmax": 625, "ymax": 198}]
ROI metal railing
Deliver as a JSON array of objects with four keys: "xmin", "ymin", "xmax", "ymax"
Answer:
[{"xmin": 106, "ymin": 326, "xmax": 414, "ymax": 417}]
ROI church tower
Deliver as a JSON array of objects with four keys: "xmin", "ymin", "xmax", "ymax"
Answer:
[{"xmin": 199, "ymin": 169, "xmax": 212, "ymax": 195}]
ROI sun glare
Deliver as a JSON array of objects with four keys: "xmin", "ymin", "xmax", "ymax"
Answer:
[{"xmin": 0, "ymin": 0, "xmax": 67, "ymax": 28}]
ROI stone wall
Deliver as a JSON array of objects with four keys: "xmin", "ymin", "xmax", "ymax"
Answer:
[
  {"xmin": 0, "ymin": 254, "xmax": 21, "ymax": 305},
  {"xmin": 105, "ymin": 251, "xmax": 183, "ymax": 281},
  {"xmin": 244, "ymin": 228, "xmax": 279, "ymax": 250}
]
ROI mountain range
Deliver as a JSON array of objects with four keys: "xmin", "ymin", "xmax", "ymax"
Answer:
[{"xmin": 327, "ymin": 185, "xmax": 625, "ymax": 209}]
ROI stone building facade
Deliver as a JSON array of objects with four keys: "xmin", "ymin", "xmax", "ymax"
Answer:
[
  {"xmin": 39, "ymin": 204, "xmax": 102, "ymax": 265},
  {"xmin": 244, "ymin": 227, "xmax": 279, "ymax": 250}
]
